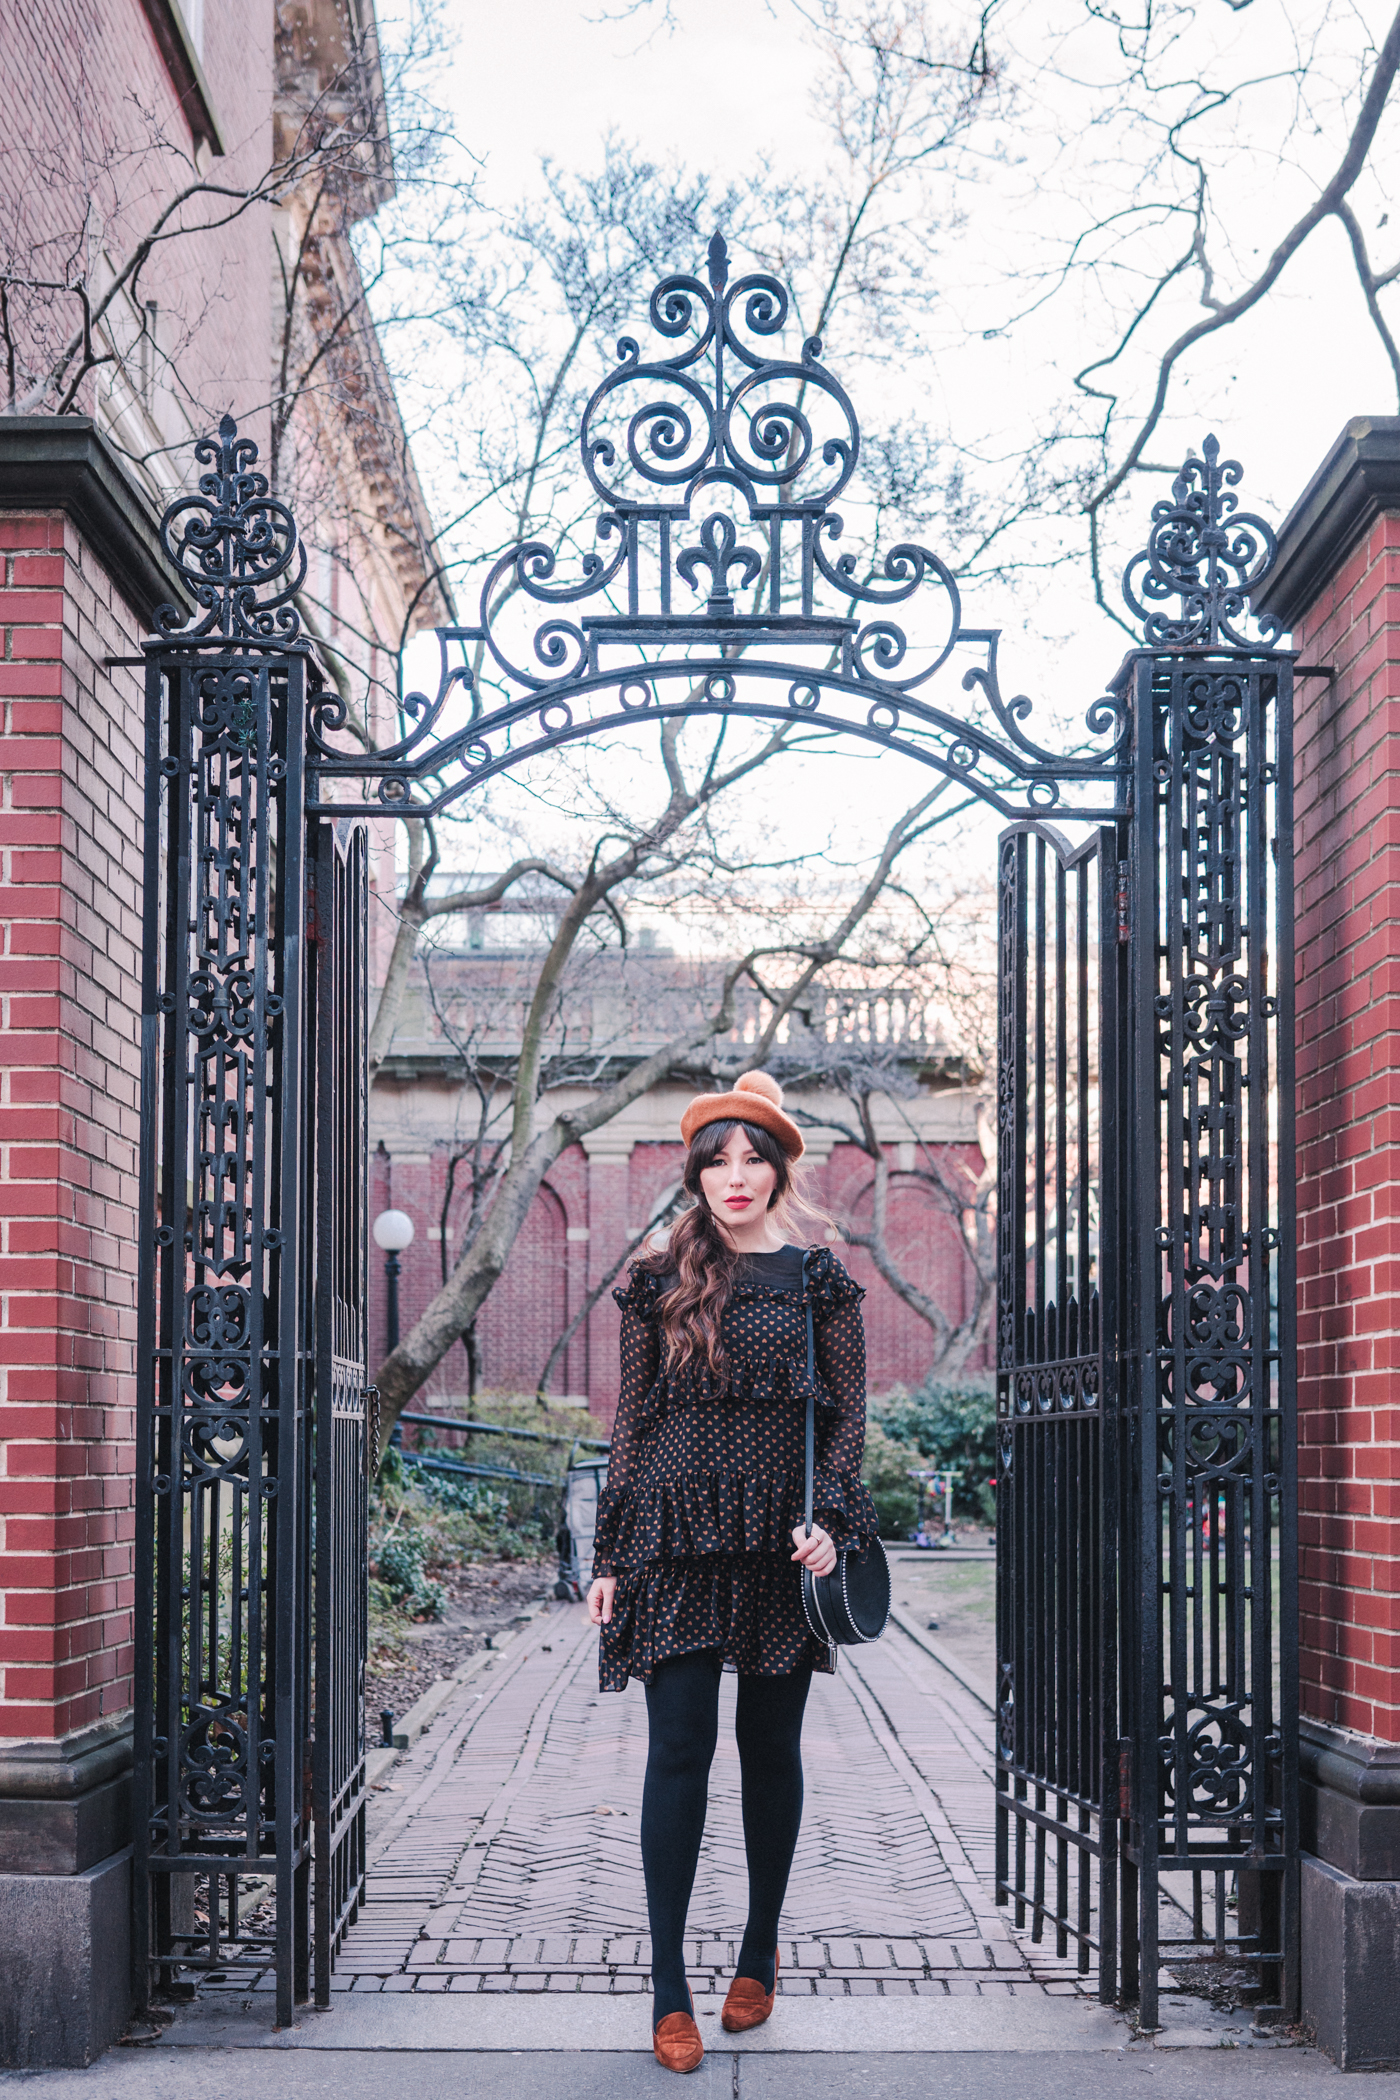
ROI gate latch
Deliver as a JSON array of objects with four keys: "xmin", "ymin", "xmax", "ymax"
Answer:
[{"xmin": 1115, "ymin": 861, "xmax": 1131, "ymax": 945}]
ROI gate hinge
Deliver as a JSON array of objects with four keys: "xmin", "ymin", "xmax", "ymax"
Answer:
[{"xmin": 1115, "ymin": 861, "xmax": 1131, "ymax": 945}]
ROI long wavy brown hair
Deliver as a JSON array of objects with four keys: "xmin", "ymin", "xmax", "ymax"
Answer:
[{"xmin": 641, "ymin": 1119, "xmax": 830, "ymax": 1378}]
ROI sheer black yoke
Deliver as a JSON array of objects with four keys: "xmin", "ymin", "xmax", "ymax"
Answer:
[{"xmin": 593, "ymin": 1244, "xmax": 879, "ymax": 1690}]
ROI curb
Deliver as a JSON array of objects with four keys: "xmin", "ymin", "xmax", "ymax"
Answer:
[{"xmin": 367, "ymin": 1597, "xmax": 555, "ymax": 1784}]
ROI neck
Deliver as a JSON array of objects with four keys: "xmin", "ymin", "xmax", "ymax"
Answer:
[{"xmin": 712, "ymin": 1210, "xmax": 787, "ymax": 1257}]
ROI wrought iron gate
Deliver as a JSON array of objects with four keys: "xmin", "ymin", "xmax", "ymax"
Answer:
[
  {"xmin": 132, "ymin": 245, "xmax": 1296, "ymax": 2029},
  {"xmin": 133, "ymin": 421, "xmax": 369, "ymax": 2024},
  {"xmin": 995, "ymin": 445, "xmax": 1298, "ymax": 2025},
  {"xmin": 995, "ymin": 821, "xmax": 1123, "ymax": 1998}
]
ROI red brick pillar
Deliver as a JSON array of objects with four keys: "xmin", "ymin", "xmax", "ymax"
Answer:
[
  {"xmin": 1261, "ymin": 417, "xmax": 1400, "ymax": 2066},
  {"xmin": 582, "ymin": 1129, "xmax": 635, "ymax": 1424},
  {"xmin": 0, "ymin": 422, "xmax": 176, "ymax": 2062}
]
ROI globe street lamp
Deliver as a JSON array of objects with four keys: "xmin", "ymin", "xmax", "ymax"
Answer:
[{"xmin": 372, "ymin": 1208, "xmax": 415, "ymax": 1355}]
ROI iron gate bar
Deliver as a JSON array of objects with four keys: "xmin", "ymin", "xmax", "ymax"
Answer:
[
  {"xmin": 310, "ymin": 819, "xmax": 371, "ymax": 2005},
  {"xmin": 132, "ymin": 245, "xmax": 1298, "ymax": 2029}
]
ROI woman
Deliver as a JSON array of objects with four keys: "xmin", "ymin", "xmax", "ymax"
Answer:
[{"xmin": 587, "ymin": 1069, "xmax": 879, "ymax": 2074}]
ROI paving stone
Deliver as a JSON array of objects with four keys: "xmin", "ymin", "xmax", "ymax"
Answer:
[{"xmin": 472, "ymin": 1936, "xmax": 514, "ymax": 1963}]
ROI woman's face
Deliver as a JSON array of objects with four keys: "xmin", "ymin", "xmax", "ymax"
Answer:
[{"xmin": 697, "ymin": 1127, "xmax": 778, "ymax": 1223}]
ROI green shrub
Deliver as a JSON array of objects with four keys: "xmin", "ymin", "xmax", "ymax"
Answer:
[
  {"xmin": 369, "ymin": 1525, "xmax": 446, "ymax": 1621},
  {"xmin": 861, "ymin": 1421, "xmax": 924, "ymax": 1540},
  {"xmin": 875, "ymin": 1375, "xmax": 998, "ymax": 1525}
]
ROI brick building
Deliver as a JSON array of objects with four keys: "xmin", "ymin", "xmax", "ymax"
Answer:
[
  {"xmin": 0, "ymin": 0, "xmax": 448, "ymax": 2064},
  {"xmin": 369, "ymin": 1071, "xmax": 993, "ymax": 1417}
]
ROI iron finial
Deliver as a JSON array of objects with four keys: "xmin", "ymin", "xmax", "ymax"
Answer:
[
  {"xmin": 707, "ymin": 231, "xmax": 729, "ymax": 295},
  {"xmin": 154, "ymin": 413, "xmax": 307, "ymax": 643},
  {"xmin": 1122, "ymin": 433, "xmax": 1279, "ymax": 651}
]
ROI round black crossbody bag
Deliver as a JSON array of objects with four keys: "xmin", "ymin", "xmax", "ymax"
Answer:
[{"xmin": 797, "ymin": 1251, "xmax": 891, "ymax": 1650}]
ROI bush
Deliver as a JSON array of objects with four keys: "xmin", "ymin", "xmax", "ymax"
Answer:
[
  {"xmin": 369, "ymin": 1524, "xmax": 446, "ymax": 1621},
  {"xmin": 861, "ymin": 1421, "xmax": 924, "ymax": 1540},
  {"xmin": 875, "ymin": 1375, "xmax": 998, "ymax": 1526}
]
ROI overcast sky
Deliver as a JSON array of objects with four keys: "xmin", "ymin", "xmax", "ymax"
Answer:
[{"xmin": 398, "ymin": 0, "xmax": 1399, "ymax": 878}]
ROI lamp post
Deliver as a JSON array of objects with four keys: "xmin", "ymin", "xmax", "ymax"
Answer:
[{"xmin": 372, "ymin": 1208, "xmax": 415, "ymax": 1355}]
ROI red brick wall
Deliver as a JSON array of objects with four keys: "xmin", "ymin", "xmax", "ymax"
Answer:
[
  {"xmin": 371, "ymin": 1134, "xmax": 991, "ymax": 1419},
  {"xmin": 0, "ymin": 515, "xmax": 144, "ymax": 1741},
  {"xmin": 1293, "ymin": 510, "xmax": 1400, "ymax": 1743}
]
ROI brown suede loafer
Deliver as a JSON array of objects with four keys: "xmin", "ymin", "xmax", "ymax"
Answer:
[
  {"xmin": 653, "ymin": 2005, "xmax": 704, "ymax": 2074},
  {"xmin": 721, "ymin": 1949, "xmax": 779, "ymax": 2033}
]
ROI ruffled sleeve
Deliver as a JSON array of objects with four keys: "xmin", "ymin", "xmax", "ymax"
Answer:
[
  {"xmin": 807, "ymin": 1252, "xmax": 880, "ymax": 1552},
  {"xmin": 592, "ymin": 1265, "xmax": 663, "ymax": 1577}
]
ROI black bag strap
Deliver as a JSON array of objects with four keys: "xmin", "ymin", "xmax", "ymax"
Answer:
[{"xmin": 802, "ymin": 1248, "xmax": 815, "ymax": 1539}]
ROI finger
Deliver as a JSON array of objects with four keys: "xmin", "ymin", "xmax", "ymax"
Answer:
[{"xmin": 601, "ymin": 1595, "xmax": 612, "ymax": 1623}]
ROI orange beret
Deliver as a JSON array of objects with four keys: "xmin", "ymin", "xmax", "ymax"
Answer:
[{"xmin": 678, "ymin": 1070, "xmax": 805, "ymax": 1161}]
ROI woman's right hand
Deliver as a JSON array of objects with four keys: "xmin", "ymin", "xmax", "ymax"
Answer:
[{"xmin": 587, "ymin": 1575, "xmax": 617, "ymax": 1626}]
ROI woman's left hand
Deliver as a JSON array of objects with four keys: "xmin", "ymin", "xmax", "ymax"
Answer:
[{"xmin": 791, "ymin": 1522, "xmax": 837, "ymax": 1578}]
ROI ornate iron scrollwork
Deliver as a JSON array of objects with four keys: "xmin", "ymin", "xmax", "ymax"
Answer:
[
  {"xmin": 1121, "ymin": 432, "xmax": 1279, "ymax": 651},
  {"xmin": 301, "ymin": 233, "xmax": 1129, "ymax": 823},
  {"xmin": 156, "ymin": 413, "xmax": 307, "ymax": 644}
]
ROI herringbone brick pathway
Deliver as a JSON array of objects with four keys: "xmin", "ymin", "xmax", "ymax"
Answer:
[{"xmin": 326, "ymin": 1601, "xmax": 1088, "ymax": 2001}]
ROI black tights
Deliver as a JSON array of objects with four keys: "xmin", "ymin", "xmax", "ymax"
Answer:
[{"xmin": 641, "ymin": 1649, "xmax": 811, "ymax": 2024}]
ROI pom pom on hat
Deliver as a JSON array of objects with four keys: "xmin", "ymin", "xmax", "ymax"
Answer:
[
  {"xmin": 678, "ymin": 1066, "xmax": 804, "ymax": 1159},
  {"xmin": 734, "ymin": 1070, "xmax": 783, "ymax": 1106}
]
